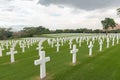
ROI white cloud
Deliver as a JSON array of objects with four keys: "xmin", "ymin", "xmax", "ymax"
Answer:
[{"xmin": 0, "ymin": 0, "xmax": 120, "ymax": 30}]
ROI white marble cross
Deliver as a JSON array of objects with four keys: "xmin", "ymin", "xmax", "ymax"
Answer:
[
  {"xmin": 55, "ymin": 42, "xmax": 60, "ymax": 52},
  {"xmin": 19, "ymin": 41, "xmax": 21, "ymax": 46},
  {"xmin": 20, "ymin": 43, "xmax": 26, "ymax": 53},
  {"xmin": 1, "ymin": 43, "xmax": 4, "ymax": 49},
  {"xmin": 70, "ymin": 44, "xmax": 78, "ymax": 64},
  {"xmin": 7, "ymin": 48, "xmax": 17, "ymax": 63},
  {"xmin": 36, "ymin": 45, "xmax": 43, "ymax": 56},
  {"xmin": 106, "ymin": 37, "xmax": 110, "ymax": 48},
  {"xmin": 79, "ymin": 38, "xmax": 82, "ymax": 47},
  {"xmin": 38, "ymin": 41, "xmax": 43, "ymax": 47},
  {"xmin": 69, "ymin": 40, "xmax": 72, "ymax": 49},
  {"xmin": 30, "ymin": 41, "xmax": 33, "ymax": 46},
  {"xmin": 63, "ymin": 38, "xmax": 67, "ymax": 43},
  {"xmin": 88, "ymin": 41, "xmax": 93, "ymax": 56},
  {"xmin": 27, "ymin": 42, "xmax": 30, "ymax": 48},
  {"xmin": 5, "ymin": 42, "xmax": 9, "ymax": 49},
  {"xmin": 86, "ymin": 37, "xmax": 89, "ymax": 45},
  {"xmin": 61, "ymin": 39, "xmax": 64, "ymax": 46},
  {"xmin": 112, "ymin": 37, "xmax": 115, "ymax": 46},
  {"xmin": 47, "ymin": 39, "xmax": 51, "ymax": 45},
  {"xmin": 92, "ymin": 37, "xmax": 95, "ymax": 43},
  {"xmin": 76, "ymin": 37, "xmax": 79, "ymax": 43},
  {"xmin": 11, "ymin": 43, "xmax": 16, "ymax": 49},
  {"xmin": 0, "ymin": 46, "xmax": 4, "ymax": 57},
  {"xmin": 99, "ymin": 39, "xmax": 103, "ymax": 52},
  {"xmin": 116, "ymin": 35, "xmax": 119, "ymax": 44},
  {"xmin": 34, "ymin": 51, "xmax": 50, "ymax": 79}
]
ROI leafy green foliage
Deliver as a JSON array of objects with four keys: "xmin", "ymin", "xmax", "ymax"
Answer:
[
  {"xmin": 0, "ymin": 28, "xmax": 12, "ymax": 40},
  {"xmin": 21, "ymin": 26, "xmax": 50, "ymax": 37},
  {"xmin": 101, "ymin": 18, "xmax": 116, "ymax": 35},
  {"xmin": 117, "ymin": 8, "xmax": 120, "ymax": 16},
  {"xmin": 101, "ymin": 18, "xmax": 116, "ymax": 29}
]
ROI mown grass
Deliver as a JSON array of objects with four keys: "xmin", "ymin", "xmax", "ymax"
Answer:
[
  {"xmin": 0, "ymin": 36, "xmax": 120, "ymax": 80},
  {"xmin": 40, "ymin": 33, "xmax": 103, "ymax": 38}
]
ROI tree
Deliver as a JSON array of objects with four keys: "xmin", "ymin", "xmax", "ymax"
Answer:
[
  {"xmin": 22, "ymin": 27, "xmax": 36, "ymax": 37},
  {"xmin": 101, "ymin": 18, "xmax": 116, "ymax": 35},
  {"xmin": 35, "ymin": 26, "xmax": 50, "ymax": 34},
  {"xmin": 117, "ymin": 8, "xmax": 120, "ymax": 16},
  {"xmin": 0, "ymin": 28, "xmax": 12, "ymax": 40}
]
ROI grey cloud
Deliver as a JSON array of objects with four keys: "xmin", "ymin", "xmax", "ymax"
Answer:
[{"xmin": 38, "ymin": 0, "xmax": 120, "ymax": 10}]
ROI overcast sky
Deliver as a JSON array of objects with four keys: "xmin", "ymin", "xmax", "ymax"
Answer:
[{"xmin": 0, "ymin": 0, "xmax": 120, "ymax": 30}]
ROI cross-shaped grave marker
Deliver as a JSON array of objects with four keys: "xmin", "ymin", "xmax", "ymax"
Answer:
[
  {"xmin": 70, "ymin": 44, "xmax": 78, "ymax": 64},
  {"xmin": 0, "ymin": 46, "xmax": 4, "ymax": 57},
  {"xmin": 20, "ymin": 43, "xmax": 26, "ymax": 53},
  {"xmin": 88, "ymin": 41, "xmax": 93, "ymax": 56},
  {"xmin": 99, "ymin": 39, "xmax": 103, "ymax": 52},
  {"xmin": 7, "ymin": 48, "xmax": 17, "ymax": 63},
  {"xmin": 34, "ymin": 51, "xmax": 50, "ymax": 79},
  {"xmin": 55, "ymin": 42, "xmax": 60, "ymax": 52}
]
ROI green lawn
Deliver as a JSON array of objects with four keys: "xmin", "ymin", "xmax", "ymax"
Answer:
[
  {"xmin": 0, "ymin": 36, "xmax": 120, "ymax": 80},
  {"xmin": 40, "ymin": 33, "xmax": 103, "ymax": 38}
]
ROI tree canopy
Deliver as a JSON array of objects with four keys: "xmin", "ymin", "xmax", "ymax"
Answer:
[
  {"xmin": 117, "ymin": 8, "xmax": 120, "ymax": 16},
  {"xmin": 101, "ymin": 18, "xmax": 116, "ymax": 35},
  {"xmin": 101, "ymin": 18, "xmax": 116, "ymax": 29},
  {"xmin": 0, "ymin": 28, "xmax": 12, "ymax": 40}
]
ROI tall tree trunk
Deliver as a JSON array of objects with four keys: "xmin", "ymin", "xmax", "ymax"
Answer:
[{"xmin": 106, "ymin": 29, "xmax": 108, "ymax": 35}]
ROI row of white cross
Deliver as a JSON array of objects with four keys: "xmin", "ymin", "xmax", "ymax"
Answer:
[
  {"xmin": 0, "ymin": 38, "xmax": 46, "ymax": 62},
  {"xmin": 0, "ymin": 34, "xmax": 120, "ymax": 79},
  {"xmin": 34, "ymin": 35, "xmax": 120, "ymax": 79}
]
